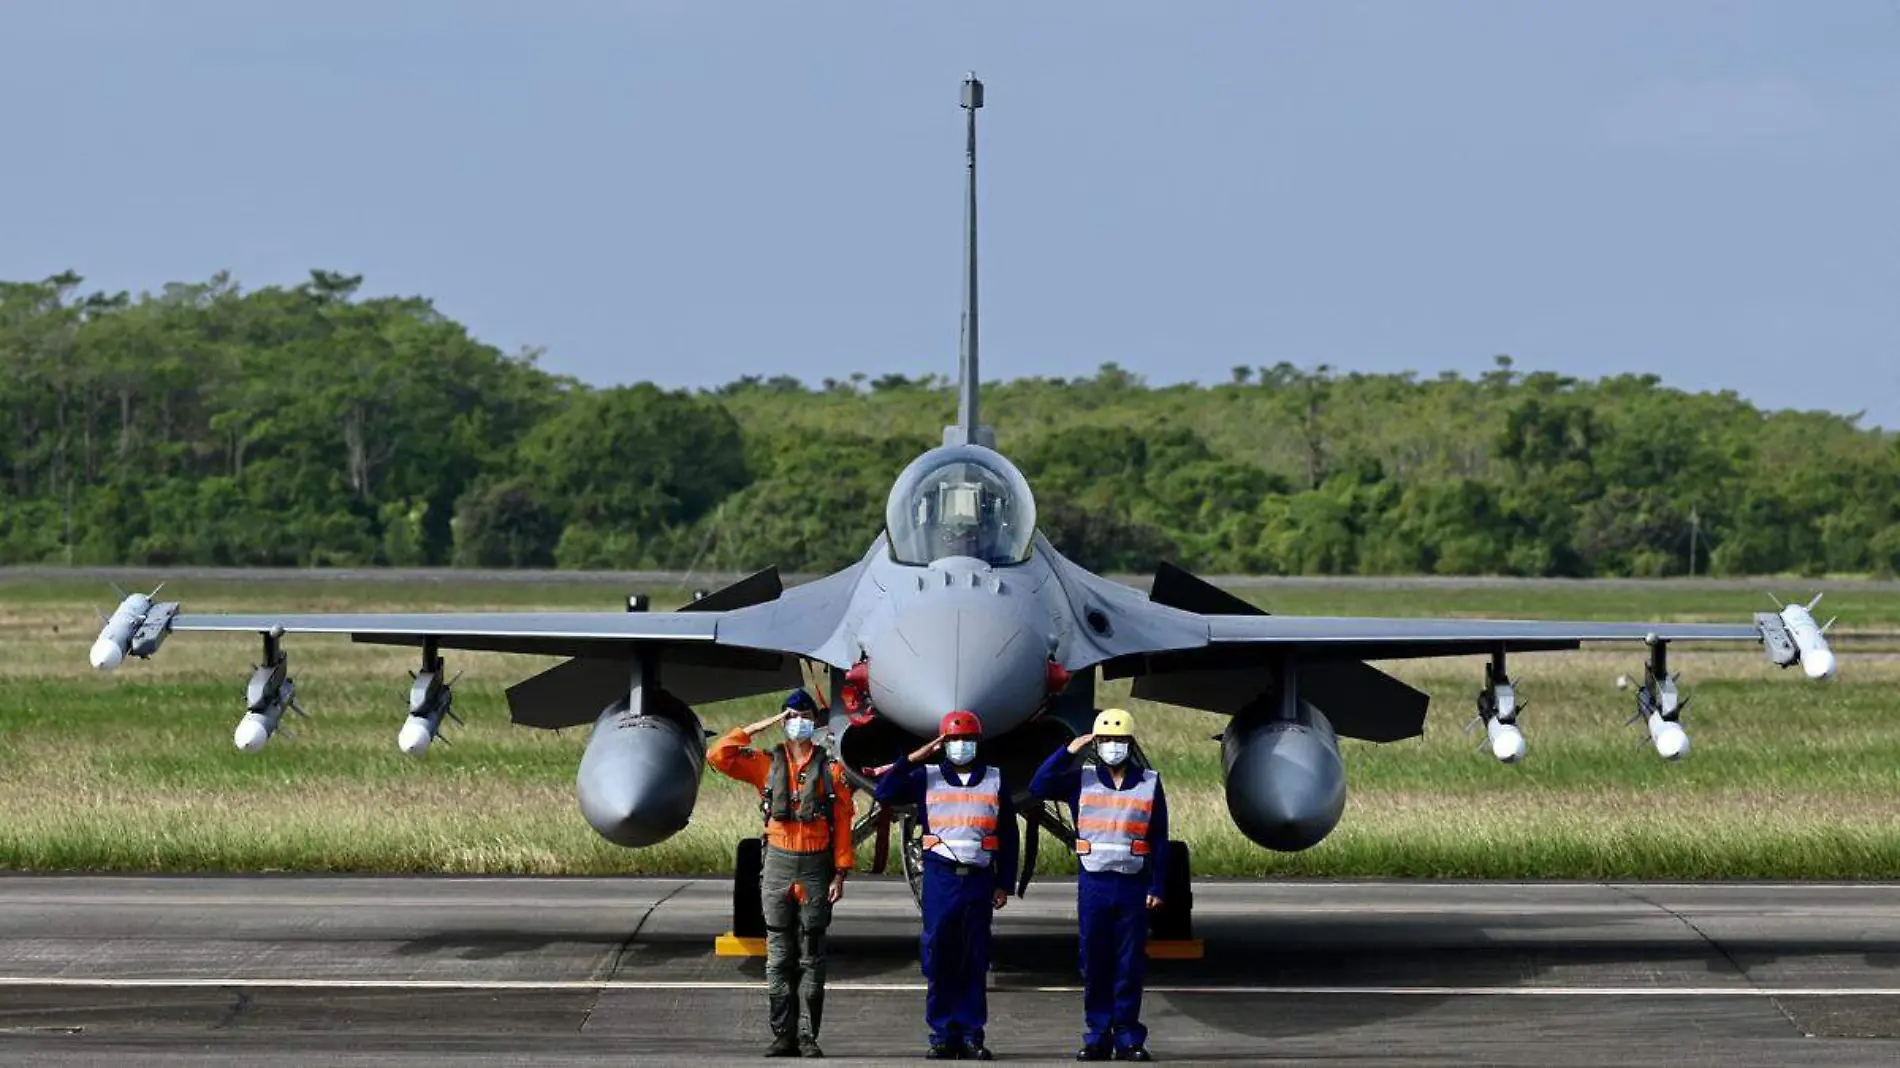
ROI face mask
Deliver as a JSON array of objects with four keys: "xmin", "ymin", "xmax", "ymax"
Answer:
[
  {"xmin": 944, "ymin": 740, "xmax": 978, "ymax": 766},
  {"xmin": 1096, "ymin": 740, "xmax": 1130, "ymax": 767},
  {"xmin": 784, "ymin": 716, "xmax": 815, "ymax": 742}
]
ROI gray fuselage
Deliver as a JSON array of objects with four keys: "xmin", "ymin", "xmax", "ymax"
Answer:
[{"xmin": 851, "ymin": 549, "xmax": 1064, "ymax": 739}]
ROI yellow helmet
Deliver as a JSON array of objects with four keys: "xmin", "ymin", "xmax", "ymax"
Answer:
[{"xmin": 1093, "ymin": 707, "xmax": 1135, "ymax": 737}]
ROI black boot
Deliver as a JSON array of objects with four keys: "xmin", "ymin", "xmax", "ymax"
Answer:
[
  {"xmin": 766, "ymin": 1033, "xmax": 800, "ymax": 1057},
  {"xmin": 1077, "ymin": 1041, "xmax": 1111, "ymax": 1061},
  {"xmin": 798, "ymin": 1034, "xmax": 825, "ymax": 1058},
  {"xmin": 924, "ymin": 1042, "xmax": 959, "ymax": 1060},
  {"xmin": 961, "ymin": 1037, "xmax": 994, "ymax": 1060},
  {"xmin": 1115, "ymin": 1046, "xmax": 1154, "ymax": 1062}
]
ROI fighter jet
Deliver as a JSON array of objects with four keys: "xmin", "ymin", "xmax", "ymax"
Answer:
[{"xmin": 89, "ymin": 74, "xmax": 1838, "ymax": 940}]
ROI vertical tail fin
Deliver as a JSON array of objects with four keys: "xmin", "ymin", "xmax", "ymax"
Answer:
[{"xmin": 946, "ymin": 72, "xmax": 995, "ymax": 449}]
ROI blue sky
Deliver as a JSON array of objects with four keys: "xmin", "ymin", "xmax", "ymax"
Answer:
[{"xmin": 4, "ymin": 2, "xmax": 1897, "ymax": 426}]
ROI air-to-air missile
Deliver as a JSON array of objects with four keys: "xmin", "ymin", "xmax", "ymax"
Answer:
[{"xmin": 89, "ymin": 586, "xmax": 178, "ymax": 670}]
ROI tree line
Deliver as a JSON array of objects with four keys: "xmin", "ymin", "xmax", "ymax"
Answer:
[{"xmin": 3, "ymin": 270, "xmax": 1896, "ymax": 578}]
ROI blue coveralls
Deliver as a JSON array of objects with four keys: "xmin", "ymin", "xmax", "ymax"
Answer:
[
  {"xmin": 874, "ymin": 755, "xmax": 1021, "ymax": 1048},
  {"xmin": 1029, "ymin": 747, "xmax": 1170, "ymax": 1053}
]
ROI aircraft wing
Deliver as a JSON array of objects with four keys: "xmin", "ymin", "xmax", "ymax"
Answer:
[
  {"xmin": 101, "ymin": 560, "xmax": 871, "ymax": 664},
  {"xmin": 92, "ymin": 562, "xmax": 877, "ymax": 725},
  {"xmin": 89, "ymin": 562, "xmax": 874, "ymax": 719},
  {"xmin": 1103, "ymin": 611, "xmax": 1779, "ymax": 692},
  {"xmin": 1094, "ymin": 561, "xmax": 1832, "ymax": 744},
  {"xmin": 1202, "ymin": 614, "xmax": 1763, "ymax": 658},
  {"xmin": 1115, "ymin": 606, "xmax": 1819, "ymax": 747},
  {"xmin": 167, "ymin": 611, "xmax": 720, "ymax": 657},
  {"xmin": 1108, "ymin": 559, "xmax": 1795, "ymax": 665}
]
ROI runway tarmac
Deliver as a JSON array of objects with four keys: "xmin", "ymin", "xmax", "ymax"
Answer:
[{"xmin": 1, "ymin": 876, "xmax": 1897, "ymax": 1065}]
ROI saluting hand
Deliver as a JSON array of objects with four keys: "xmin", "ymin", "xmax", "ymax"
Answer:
[
  {"xmin": 743, "ymin": 709, "xmax": 788, "ymax": 735},
  {"xmin": 907, "ymin": 733, "xmax": 947, "ymax": 764},
  {"xmin": 1066, "ymin": 733, "xmax": 1095, "ymax": 755}
]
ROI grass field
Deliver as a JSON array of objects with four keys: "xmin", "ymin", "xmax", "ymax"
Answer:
[{"xmin": 2, "ymin": 573, "xmax": 1897, "ymax": 879}]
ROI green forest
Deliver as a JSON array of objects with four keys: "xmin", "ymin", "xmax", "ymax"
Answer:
[{"xmin": 4, "ymin": 269, "xmax": 1897, "ymax": 578}]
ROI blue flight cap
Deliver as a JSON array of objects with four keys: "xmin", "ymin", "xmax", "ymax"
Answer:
[{"xmin": 782, "ymin": 689, "xmax": 816, "ymax": 713}]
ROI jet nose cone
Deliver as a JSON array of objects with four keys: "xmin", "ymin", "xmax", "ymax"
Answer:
[{"xmin": 865, "ymin": 597, "xmax": 1049, "ymax": 737}]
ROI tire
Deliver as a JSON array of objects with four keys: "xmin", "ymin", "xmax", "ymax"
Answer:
[
  {"xmin": 733, "ymin": 837, "xmax": 766, "ymax": 938},
  {"xmin": 1148, "ymin": 839, "xmax": 1193, "ymax": 941},
  {"xmin": 899, "ymin": 813, "xmax": 926, "ymax": 911}
]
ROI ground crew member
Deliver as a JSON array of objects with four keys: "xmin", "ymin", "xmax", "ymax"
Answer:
[
  {"xmin": 1029, "ymin": 708, "xmax": 1167, "ymax": 1063},
  {"xmin": 872, "ymin": 710, "xmax": 1019, "ymax": 1060},
  {"xmin": 709, "ymin": 689, "xmax": 857, "ymax": 1058}
]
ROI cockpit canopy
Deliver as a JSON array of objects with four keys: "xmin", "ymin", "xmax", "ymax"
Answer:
[{"xmin": 885, "ymin": 445, "xmax": 1037, "ymax": 566}]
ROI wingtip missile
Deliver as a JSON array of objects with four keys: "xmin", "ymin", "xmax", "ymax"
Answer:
[
  {"xmin": 1756, "ymin": 596, "xmax": 1839, "ymax": 680},
  {"xmin": 1777, "ymin": 597, "xmax": 1838, "ymax": 680},
  {"xmin": 89, "ymin": 580, "xmax": 182, "ymax": 670},
  {"xmin": 90, "ymin": 589, "xmax": 153, "ymax": 670}
]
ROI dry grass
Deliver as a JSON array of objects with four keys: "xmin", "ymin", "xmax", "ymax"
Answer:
[{"xmin": 2, "ymin": 576, "xmax": 1896, "ymax": 877}]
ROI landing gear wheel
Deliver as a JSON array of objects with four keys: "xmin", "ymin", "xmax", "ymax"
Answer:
[
  {"xmin": 899, "ymin": 812, "xmax": 926, "ymax": 911},
  {"xmin": 733, "ymin": 837, "xmax": 765, "ymax": 939},
  {"xmin": 1148, "ymin": 840, "xmax": 1193, "ymax": 941}
]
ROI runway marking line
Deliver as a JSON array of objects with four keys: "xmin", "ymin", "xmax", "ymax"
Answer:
[{"xmin": 3, "ymin": 978, "xmax": 1899, "ymax": 997}]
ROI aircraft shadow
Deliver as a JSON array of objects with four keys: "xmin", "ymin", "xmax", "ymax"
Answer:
[{"xmin": 391, "ymin": 908, "xmax": 1900, "ymax": 1041}]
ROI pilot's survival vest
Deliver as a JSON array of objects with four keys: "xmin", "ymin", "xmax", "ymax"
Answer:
[
  {"xmin": 921, "ymin": 764, "xmax": 1002, "ymax": 867},
  {"xmin": 1074, "ymin": 768, "xmax": 1158, "ymax": 875},
  {"xmin": 762, "ymin": 744, "xmax": 836, "ymax": 829}
]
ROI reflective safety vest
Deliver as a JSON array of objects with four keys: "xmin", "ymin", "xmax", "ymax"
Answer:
[
  {"xmin": 1074, "ymin": 768, "xmax": 1157, "ymax": 875},
  {"xmin": 921, "ymin": 763, "xmax": 1002, "ymax": 867}
]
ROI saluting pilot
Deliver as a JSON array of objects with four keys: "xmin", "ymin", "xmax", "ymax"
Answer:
[
  {"xmin": 708, "ymin": 689, "xmax": 857, "ymax": 1058},
  {"xmin": 1029, "ymin": 708, "xmax": 1167, "ymax": 1062},
  {"xmin": 873, "ymin": 710, "xmax": 1019, "ymax": 1060}
]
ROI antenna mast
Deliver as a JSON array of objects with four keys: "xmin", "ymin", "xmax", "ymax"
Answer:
[{"xmin": 948, "ymin": 72, "xmax": 994, "ymax": 448}]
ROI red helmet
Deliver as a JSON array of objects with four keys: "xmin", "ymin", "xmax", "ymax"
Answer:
[{"xmin": 939, "ymin": 710, "xmax": 982, "ymax": 738}]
